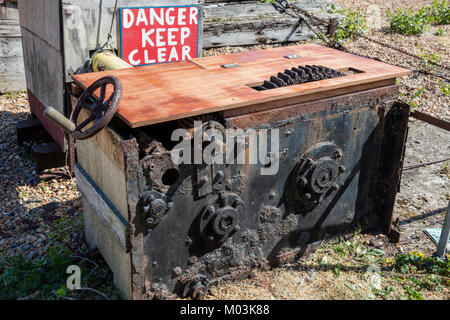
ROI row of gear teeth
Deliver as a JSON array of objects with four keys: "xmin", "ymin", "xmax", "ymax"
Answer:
[{"xmin": 255, "ymin": 65, "xmax": 344, "ymax": 91}]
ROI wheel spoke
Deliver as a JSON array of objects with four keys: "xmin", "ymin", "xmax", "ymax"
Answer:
[
  {"xmin": 83, "ymin": 101, "xmax": 97, "ymax": 112},
  {"xmin": 93, "ymin": 113, "xmax": 104, "ymax": 127},
  {"xmin": 99, "ymin": 83, "xmax": 107, "ymax": 103},
  {"xmin": 103, "ymin": 94, "xmax": 114, "ymax": 107},
  {"xmin": 76, "ymin": 114, "xmax": 96, "ymax": 130}
]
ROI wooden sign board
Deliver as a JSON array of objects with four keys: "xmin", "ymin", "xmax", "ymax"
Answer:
[{"xmin": 119, "ymin": 6, "xmax": 201, "ymax": 67}]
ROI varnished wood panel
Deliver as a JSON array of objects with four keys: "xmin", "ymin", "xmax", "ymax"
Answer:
[{"xmin": 72, "ymin": 44, "xmax": 412, "ymax": 128}]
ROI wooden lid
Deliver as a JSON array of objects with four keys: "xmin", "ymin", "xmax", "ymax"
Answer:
[{"xmin": 72, "ymin": 44, "xmax": 411, "ymax": 128}]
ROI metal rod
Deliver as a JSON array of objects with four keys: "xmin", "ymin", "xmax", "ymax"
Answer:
[
  {"xmin": 436, "ymin": 201, "xmax": 450, "ymax": 259},
  {"xmin": 411, "ymin": 111, "xmax": 450, "ymax": 132},
  {"xmin": 403, "ymin": 157, "xmax": 450, "ymax": 171},
  {"xmin": 43, "ymin": 107, "xmax": 76, "ymax": 133}
]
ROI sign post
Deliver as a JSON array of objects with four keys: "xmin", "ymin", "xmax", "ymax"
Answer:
[
  {"xmin": 437, "ymin": 202, "xmax": 450, "ymax": 259},
  {"xmin": 119, "ymin": 6, "xmax": 201, "ymax": 67}
]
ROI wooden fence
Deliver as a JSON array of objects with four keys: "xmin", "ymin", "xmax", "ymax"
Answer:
[{"xmin": 0, "ymin": 0, "xmax": 26, "ymax": 93}]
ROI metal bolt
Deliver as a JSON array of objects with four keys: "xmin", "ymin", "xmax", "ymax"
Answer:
[
  {"xmin": 143, "ymin": 205, "xmax": 151, "ymax": 214},
  {"xmin": 269, "ymin": 191, "xmax": 277, "ymax": 199},
  {"xmin": 205, "ymin": 205, "xmax": 215, "ymax": 215},
  {"xmin": 331, "ymin": 183, "xmax": 339, "ymax": 191},
  {"xmin": 298, "ymin": 177, "xmax": 308, "ymax": 187},
  {"xmin": 304, "ymin": 193, "xmax": 312, "ymax": 200},
  {"xmin": 151, "ymin": 199, "xmax": 167, "ymax": 215}
]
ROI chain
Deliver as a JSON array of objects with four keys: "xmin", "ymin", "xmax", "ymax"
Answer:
[
  {"xmin": 86, "ymin": 0, "xmax": 119, "ymax": 71},
  {"xmin": 272, "ymin": 0, "xmax": 449, "ymax": 81},
  {"xmin": 105, "ymin": 0, "xmax": 119, "ymax": 50}
]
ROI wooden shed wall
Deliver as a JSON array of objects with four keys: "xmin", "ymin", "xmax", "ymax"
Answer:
[
  {"xmin": 18, "ymin": 0, "xmax": 65, "ymax": 115},
  {"xmin": 0, "ymin": 0, "xmax": 26, "ymax": 93}
]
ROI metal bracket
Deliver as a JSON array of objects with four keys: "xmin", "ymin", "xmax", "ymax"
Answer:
[
  {"xmin": 284, "ymin": 54, "xmax": 301, "ymax": 59},
  {"xmin": 221, "ymin": 64, "xmax": 240, "ymax": 69},
  {"xmin": 436, "ymin": 202, "xmax": 450, "ymax": 259},
  {"xmin": 411, "ymin": 110, "xmax": 450, "ymax": 132}
]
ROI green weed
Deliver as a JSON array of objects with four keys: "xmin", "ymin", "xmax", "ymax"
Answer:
[{"xmin": 387, "ymin": 7, "xmax": 431, "ymax": 35}]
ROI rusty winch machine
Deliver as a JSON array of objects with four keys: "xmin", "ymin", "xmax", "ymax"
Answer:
[{"xmin": 44, "ymin": 44, "xmax": 412, "ymax": 300}]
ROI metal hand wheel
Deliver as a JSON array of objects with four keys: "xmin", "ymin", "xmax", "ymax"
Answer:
[
  {"xmin": 70, "ymin": 76, "xmax": 122, "ymax": 140},
  {"xmin": 44, "ymin": 76, "xmax": 122, "ymax": 140}
]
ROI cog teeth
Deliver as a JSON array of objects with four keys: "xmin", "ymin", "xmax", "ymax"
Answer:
[
  {"xmin": 255, "ymin": 65, "xmax": 344, "ymax": 91},
  {"xmin": 263, "ymin": 80, "xmax": 277, "ymax": 89},
  {"xmin": 270, "ymin": 76, "xmax": 287, "ymax": 87},
  {"xmin": 278, "ymin": 72, "xmax": 294, "ymax": 85}
]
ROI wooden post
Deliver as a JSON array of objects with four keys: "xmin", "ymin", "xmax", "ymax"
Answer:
[{"xmin": 436, "ymin": 202, "xmax": 450, "ymax": 259}]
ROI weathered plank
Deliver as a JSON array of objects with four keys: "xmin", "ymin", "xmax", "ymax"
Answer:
[
  {"xmin": 0, "ymin": 18, "xmax": 20, "ymax": 37},
  {"xmin": 75, "ymin": 164, "xmax": 128, "ymax": 251},
  {"xmin": 0, "ymin": 73, "xmax": 24, "ymax": 92},
  {"xmin": 19, "ymin": 0, "xmax": 65, "ymax": 118},
  {"xmin": 0, "ymin": 36, "xmax": 21, "ymax": 55},
  {"xmin": 18, "ymin": 0, "xmax": 61, "ymax": 51},
  {"xmin": 81, "ymin": 196, "xmax": 132, "ymax": 299},
  {"xmin": 0, "ymin": 0, "xmax": 19, "ymax": 20},
  {"xmin": 75, "ymin": 108, "xmax": 129, "ymax": 221},
  {"xmin": 202, "ymin": 1, "xmax": 339, "ymax": 47},
  {"xmin": 0, "ymin": 2, "xmax": 26, "ymax": 93},
  {"xmin": 20, "ymin": 28, "xmax": 65, "ymax": 113},
  {"xmin": 0, "ymin": 40, "xmax": 23, "ymax": 76}
]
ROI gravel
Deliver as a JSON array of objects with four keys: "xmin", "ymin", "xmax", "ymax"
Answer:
[
  {"xmin": 0, "ymin": 92, "xmax": 83, "ymax": 258},
  {"xmin": 333, "ymin": 0, "xmax": 449, "ymax": 120}
]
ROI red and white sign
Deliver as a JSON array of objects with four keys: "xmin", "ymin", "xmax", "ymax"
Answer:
[{"xmin": 119, "ymin": 6, "xmax": 200, "ymax": 66}]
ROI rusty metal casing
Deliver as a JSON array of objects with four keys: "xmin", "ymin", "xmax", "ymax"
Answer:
[{"xmin": 74, "ymin": 84, "xmax": 410, "ymax": 300}]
